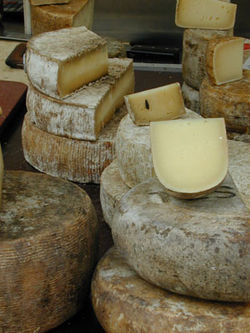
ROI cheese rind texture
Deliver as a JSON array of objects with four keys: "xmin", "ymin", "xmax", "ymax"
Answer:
[
  {"xmin": 22, "ymin": 107, "xmax": 126, "ymax": 184},
  {"xmin": 207, "ymin": 37, "xmax": 244, "ymax": 85},
  {"xmin": 92, "ymin": 248, "xmax": 250, "ymax": 333},
  {"xmin": 0, "ymin": 170, "xmax": 98, "ymax": 333},
  {"xmin": 27, "ymin": 58, "xmax": 134, "ymax": 141},
  {"xmin": 26, "ymin": 26, "xmax": 108, "ymax": 98},
  {"xmin": 175, "ymin": 0, "xmax": 237, "ymax": 29},
  {"xmin": 182, "ymin": 82, "xmax": 200, "ymax": 113},
  {"xmin": 124, "ymin": 83, "xmax": 186, "ymax": 125},
  {"xmin": 150, "ymin": 118, "xmax": 228, "ymax": 198}
]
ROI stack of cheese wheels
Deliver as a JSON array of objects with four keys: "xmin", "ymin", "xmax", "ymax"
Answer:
[{"xmin": 22, "ymin": 26, "xmax": 135, "ymax": 183}]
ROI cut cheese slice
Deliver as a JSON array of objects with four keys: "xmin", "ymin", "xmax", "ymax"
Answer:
[
  {"xmin": 207, "ymin": 37, "xmax": 244, "ymax": 85},
  {"xmin": 27, "ymin": 58, "xmax": 134, "ymax": 141},
  {"xmin": 175, "ymin": 0, "xmax": 237, "ymax": 30},
  {"xmin": 124, "ymin": 82, "xmax": 186, "ymax": 125},
  {"xmin": 150, "ymin": 118, "xmax": 228, "ymax": 199},
  {"xmin": 31, "ymin": 0, "xmax": 94, "ymax": 35},
  {"xmin": 26, "ymin": 26, "xmax": 108, "ymax": 98}
]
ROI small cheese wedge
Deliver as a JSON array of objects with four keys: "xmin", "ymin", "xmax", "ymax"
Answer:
[
  {"xmin": 206, "ymin": 37, "xmax": 244, "ymax": 85},
  {"xmin": 150, "ymin": 118, "xmax": 228, "ymax": 199},
  {"xmin": 124, "ymin": 83, "xmax": 186, "ymax": 125},
  {"xmin": 175, "ymin": 0, "xmax": 237, "ymax": 30},
  {"xmin": 0, "ymin": 146, "xmax": 3, "ymax": 208}
]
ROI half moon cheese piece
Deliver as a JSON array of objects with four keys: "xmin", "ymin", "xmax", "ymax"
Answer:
[{"xmin": 150, "ymin": 118, "xmax": 228, "ymax": 199}]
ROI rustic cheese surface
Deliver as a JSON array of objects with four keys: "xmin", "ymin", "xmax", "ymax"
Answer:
[{"xmin": 182, "ymin": 81, "xmax": 200, "ymax": 113}]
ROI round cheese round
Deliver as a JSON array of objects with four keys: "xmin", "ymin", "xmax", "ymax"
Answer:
[{"xmin": 182, "ymin": 81, "xmax": 200, "ymax": 114}]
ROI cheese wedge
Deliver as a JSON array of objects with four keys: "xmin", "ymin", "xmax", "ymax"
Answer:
[
  {"xmin": 206, "ymin": 37, "xmax": 244, "ymax": 85},
  {"xmin": 175, "ymin": 0, "xmax": 237, "ymax": 30},
  {"xmin": 124, "ymin": 83, "xmax": 186, "ymax": 125},
  {"xmin": 150, "ymin": 118, "xmax": 228, "ymax": 199}
]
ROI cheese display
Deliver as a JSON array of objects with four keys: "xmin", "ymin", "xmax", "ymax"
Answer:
[
  {"xmin": 31, "ymin": 0, "xmax": 94, "ymax": 35},
  {"xmin": 124, "ymin": 83, "xmax": 186, "ymax": 125},
  {"xmin": 22, "ymin": 107, "xmax": 127, "ymax": 184},
  {"xmin": 115, "ymin": 109, "xmax": 201, "ymax": 188},
  {"xmin": 200, "ymin": 77, "xmax": 250, "ymax": 134},
  {"xmin": 92, "ymin": 248, "xmax": 250, "ymax": 333},
  {"xmin": 175, "ymin": 0, "xmax": 237, "ymax": 30},
  {"xmin": 26, "ymin": 26, "xmax": 108, "ymax": 98},
  {"xmin": 100, "ymin": 159, "xmax": 129, "ymax": 227},
  {"xmin": 150, "ymin": 118, "xmax": 228, "ymax": 199},
  {"xmin": 30, "ymin": 0, "xmax": 70, "ymax": 5},
  {"xmin": 27, "ymin": 58, "xmax": 134, "ymax": 141},
  {"xmin": 0, "ymin": 170, "xmax": 98, "ymax": 333},
  {"xmin": 182, "ymin": 82, "xmax": 200, "ymax": 113},
  {"xmin": 182, "ymin": 28, "xmax": 233, "ymax": 90},
  {"xmin": 206, "ymin": 37, "xmax": 244, "ymax": 85}
]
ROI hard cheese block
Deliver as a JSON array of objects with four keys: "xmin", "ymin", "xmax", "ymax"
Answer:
[
  {"xmin": 26, "ymin": 26, "xmax": 108, "ymax": 98},
  {"xmin": 182, "ymin": 28, "xmax": 233, "ymax": 90},
  {"xmin": 124, "ymin": 82, "xmax": 185, "ymax": 125},
  {"xmin": 175, "ymin": 0, "xmax": 236, "ymax": 29},
  {"xmin": 27, "ymin": 58, "xmax": 134, "ymax": 141},
  {"xmin": 150, "ymin": 118, "xmax": 228, "ymax": 199},
  {"xmin": 22, "ymin": 106, "xmax": 127, "ymax": 184},
  {"xmin": 92, "ymin": 248, "xmax": 250, "ymax": 333},
  {"xmin": 200, "ymin": 76, "xmax": 250, "ymax": 134},
  {"xmin": 112, "ymin": 172, "xmax": 250, "ymax": 302},
  {"xmin": 31, "ymin": 0, "xmax": 94, "ymax": 35},
  {"xmin": 206, "ymin": 37, "xmax": 244, "ymax": 85},
  {"xmin": 182, "ymin": 81, "xmax": 200, "ymax": 113},
  {"xmin": 0, "ymin": 170, "xmax": 98, "ymax": 333}
]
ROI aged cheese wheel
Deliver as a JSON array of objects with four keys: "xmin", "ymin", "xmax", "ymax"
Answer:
[
  {"xmin": 31, "ymin": 0, "xmax": 94, "ymax": 35},
  {"xmin": 0, "ymin": 170, "xmax": 98, "ymax": 333},
  {"xmin": 182, "ymin": 28, "xmax": 233, "ymax": 90},
  {"xmin": 27, "ymin": 58, "xmax": 134, "ymax": 141},
  {"xmin": 92, "ymin": 248, "xmax": 250, "ymax": 333},
  {"xmin": 100, "ymin": 159, "xmax": 129, "ymax": 227},
  {"xmin": 200, "ymin": 77, "xmax": 250, "ymax": 134},
  {"xmin": 22, "ymin": 107, "xmax": 127, "ymax": 183},
  {"xmin": 182, "ymin": 81, "xmax": 200, "ymax": 113}
]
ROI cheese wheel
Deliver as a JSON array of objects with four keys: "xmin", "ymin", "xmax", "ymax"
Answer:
[
  {"xmin": 0, "ymin": 170, "xmax": 98, "ymax": 333},
  {"xmin": 182, "ymin": 28, "xmax": 233, "ymax": 90},
  {"xmin": 115, "ymin": 109, "xmax": 201, "ymax": 188},
  {"xmin": 92, "ymin": 248, "xmax": 250, "ymax": 333},
  {"xmin": 31, "ymin": 0, "xmax": 94, "ymax": 35},
  {"xmin": 200, "ymin": 77, "xmax": 250, "ymax": 134},
  {"xmin": 100, "ymin": 159, "xmax": 129, "ymax": 227},
  {"xmin": 22, "ymin": 107, "xmax": 127, "ymax": 184},
  {"xmin": 182, "ymin": 81, "xmax": 200, "ymax": 113},
  {"xmin": 27, "ymin": 58, "xmax": 134, "ymax": 141},
  {"xmin": 112, "ymin": 170, "xmax": 250, "ymax": 302}
]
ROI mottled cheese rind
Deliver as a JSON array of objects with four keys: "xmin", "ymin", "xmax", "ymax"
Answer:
[
  {"xmin": 27, "ymin": 58, "xmax": 134, "ymax": 141},
  {"xmin": 92, "ymin": 248, "xmax": 250, "ymax": 333},
  {"xmin": 182, "ymin": 81, "xmax": 200, "ymax": 113},
  {"xmin": 0, "ymin": 170, "xmax": 98, "ymax": 333},
  {"xmin": 22, "ymin": 107, "xmax": 127, "ymax": 184}
]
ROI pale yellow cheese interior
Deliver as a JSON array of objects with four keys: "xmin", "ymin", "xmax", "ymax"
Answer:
[
  {"xmin": 125, "ymin": 83, "xmax": 186, "ymax": 125},
  {"xmin": 213, "ymin": 38, "xmax": 244, "ymax": 85},
  {"xmin": 73, "ymin": 0, "xmax": 94, "ymax": 29},
  {"xmin": 175, "ymin": 0, "xmax": 237, "ymax": 29},
  {"xmin": 58, "ymin": 46, "xmax": 108, "ymax": 97},
  {"xmin": 150, "ymin": 118, "xmax": 228, "ymax": 194}
]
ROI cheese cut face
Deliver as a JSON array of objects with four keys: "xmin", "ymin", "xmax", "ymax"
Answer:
[
  {"xmin": 124, "ymin": 83, "xmax": 186, "ymax": 125},
  {"xmin": 206, "ymin": 37, "xmax": 244, "ymax": 85},
  {"xmin": 26, "ymin": 26, "xmax": 108, "ymax": 98},
  {"xmin": 175, "ymin": 0, "xmax": 237, "ymax": 30},
  {"xmin": 150, "ymin": 118, "xmax": 228, "ymax": 198}
]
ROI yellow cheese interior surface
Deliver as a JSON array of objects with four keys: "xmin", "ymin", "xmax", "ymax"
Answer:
[
  {"xmin": 58, "ymin": 46, "xmax": 108, "ymax": 97},
  {"xmin": 150, "ymin": 118, "xmax": 228, "ymax": 194},
  {"xmin": 213, "ymin": 38, "xmax": 244, "ymax": 85},
  {"xmin": 125, "ymin": 83, "xmax": 186, "ymax": 125},
  {"xmin": 175, "ymin": 0, "xmax": 237, "ymax": 29},
  {"xmin": 73, "ymin": 0, "xmax": 94, "ymax": 28}
]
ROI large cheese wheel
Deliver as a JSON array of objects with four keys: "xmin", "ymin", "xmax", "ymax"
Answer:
[
  {"xmin": 22, "ymin": 107, "xmax": 127, "ymax": 183},
  {"xmin": 200, "ymin": 77, "xmax": 250, "ymax": 134},
  {"xmin": 182, "ymin": 28, "xmax": 233, "ymax": 90},
  {"xmin": 182, "ymin": 81, "xmax": 200, "ymax": 113},
  {"xmin": 92, "ymin": 248, "xmax": 250, "ymax": 333},
  {"xmin": 0, "ymin": 170, "xmax": 98, "ymax": 333}
]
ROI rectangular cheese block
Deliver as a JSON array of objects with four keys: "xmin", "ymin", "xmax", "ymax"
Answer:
[
  {"xmin": 124, "ymin": 83, "xmax": 186, "ymax": 125},
  {"xmin": 150, "ymin": 118, "xmax": 228, "ymax": 199},
  {"xmin": 26, "ymin": 26, "xmax": 108, "ymax": 98},
  {"xmin": 206, "ymin": 37, "xmax": 244, "ymax": 85},
  {"xmin": 30, "ymin": 0, "xmax": 70, "ymax": 5},
  {"xmin": 175, "ymin": 0, "xmax": 237, "ymax": 30}
]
